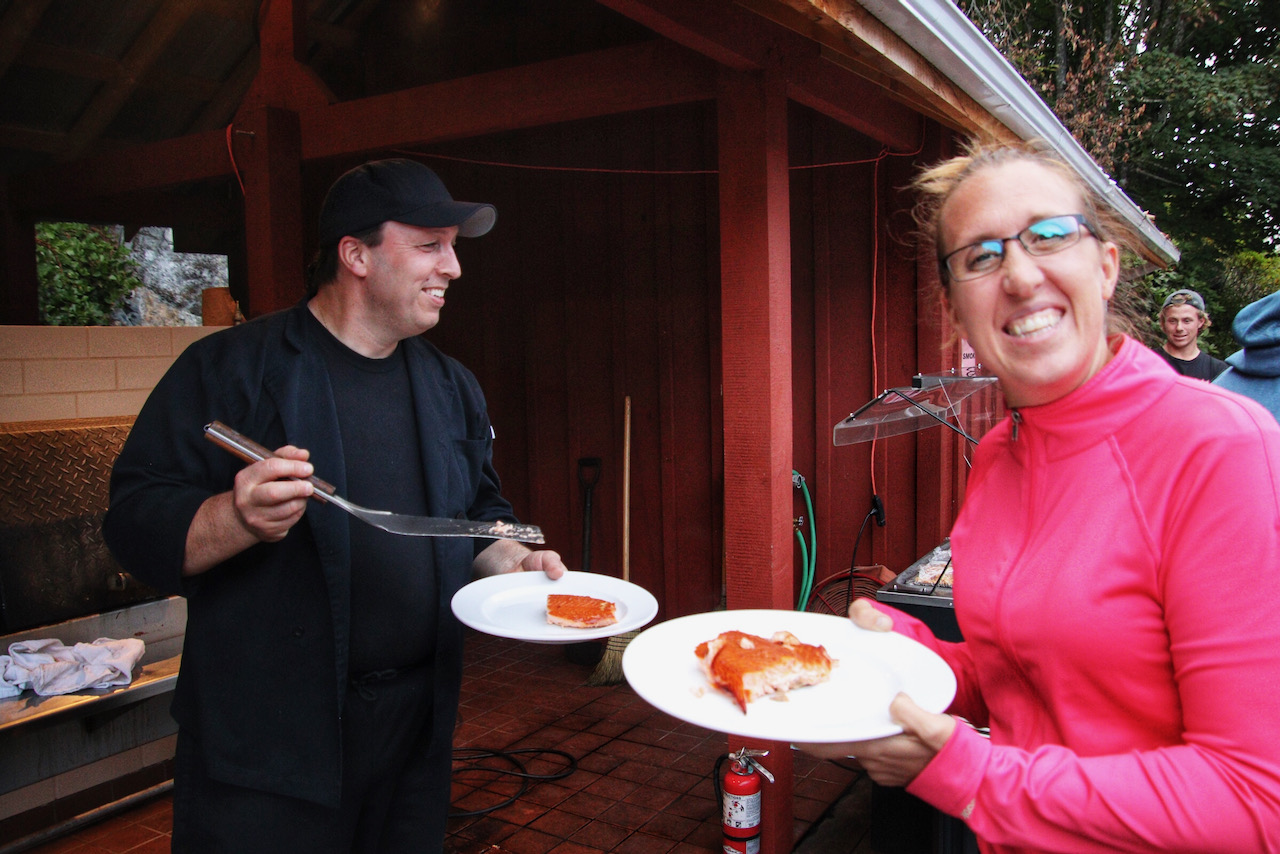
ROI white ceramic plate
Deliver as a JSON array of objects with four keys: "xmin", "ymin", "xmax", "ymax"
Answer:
[
  {"xmin": 451, "ymin": 571, "xmax": 658, "ymax": 644},
  {"xmin": 621, "ymin": 609, "xmax": 956, "ymax": 742}
]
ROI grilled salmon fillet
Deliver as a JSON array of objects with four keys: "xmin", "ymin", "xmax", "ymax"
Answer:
[
  {"xmin": 546, "ymin": 594, "xmax": 618, "ymax": 628},
  {"xmin": 695, "ymin": 630, "xmax": 834, "ymax": 712}
]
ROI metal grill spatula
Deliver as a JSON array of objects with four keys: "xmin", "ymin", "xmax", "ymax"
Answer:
[{"xmin": 204, "ymin": 421, "xmax": 545, "ymax": 544}]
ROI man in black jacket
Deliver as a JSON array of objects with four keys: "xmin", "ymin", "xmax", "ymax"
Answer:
[{"xmin": 105, "ymin": 159, "xmax": 565, "ymax": 853}]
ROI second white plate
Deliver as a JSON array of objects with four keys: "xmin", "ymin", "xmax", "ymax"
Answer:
[
  {"xmin": 451, "ymin": 570, "xmax": 658, "ymax": 644},
  {"xmin": 622, "ymin": 609, "xmax": 956, "ymax": 742}
]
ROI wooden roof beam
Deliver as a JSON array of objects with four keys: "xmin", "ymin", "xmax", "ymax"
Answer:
[
  {"xmin": 191, "ymin": 46, "xmax": 259, "ymax": 133},
  {"xmin": 0, "ymin": 0, "xmax": 53, "ymax": 80},
  {"xmin": 10, "ymin": 40, "xmax": 713, "ymax": 210},
  {"xmin": 9, "ymin": 128, "xmax": 231, "ymax": 206},
  {"xmin": 0, "ymin": 124, "xmax": 67, "ymax": 156},
  {"xmin": 598, "ymin": 0, "xmax": 920, "ymax": 151},
  {"xmin": 237, "ymin": 0, "xmax": 333, "ymax": 117},
  {"xmin": 300, "ymin": 40, "xmax": 719, "ymax": 160},
  {"xmin": 779, "ymin": 46, "xmax": 922, "ymax": 151},
  {"xmin": 62, "ymin": 1, "xmax": 201, "ymax": 161},
  {"xmin": 17, "ymin": 40, "xmax": 120, "ymax": 82},
  {"xmin": 746, "ymin": 0, "xmax": 1008, "ymax": 138},
  {"xmin": 593, "ymin": 0, "xmax": 760, "ymax": 70}
]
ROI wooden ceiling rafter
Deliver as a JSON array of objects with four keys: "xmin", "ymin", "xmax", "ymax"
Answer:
[
  {"xmin": 177, "ymin": 0, "xmax": 371, "ymax": 53},
  {"xmin": 592, "ymin": 0, "xmax": 760, "ymax": 70},
  {"xmin": 237, "ymin": 0, "xmax": 334, "ymax": 117},
  {"xmin": 736, "ymin": 0, "xmax": 974, "ymax": 128},
  {"xmin": 758, "ymin": 0, "xmax": 1012, "ymax": 139},
  {"xmin": 305, "ymin": 0, "xmax": 380, "ymax": 62},
  {"xmin": 1, "ymin": 0, "xmax": 989, "ymax": 204},
  {"xmin": 595, "ymin": 0, "xmax": 920, "ymax": 151},
  {"xmin": 0, "ymin": 0, "xmax": 1022, "ymax": 204},
  {"xmin": 300, "ymin": 39, "xmax": 720, "ymax": 160},
  {"xmin": 191, "ymin": 45, "xmax": 260, "ymax": 133},
  {"xmin": 17, "ymin": 39, "xmax": 121, "ymax": 83},
  {"xmin": 0, "ymin": 124, "xmax": 65, "ymax": 156},
  {"xmin": 814, "ymin": 44, "xmax": 967, "ymax": 134},
  {"xmin": 19, "ymin": 37, "xmax": 236, "ymax": 109},
  {"xmin": 8, "ymin": 37, "xmax": 719, "ymax": 210},
  {"xmin": 0, "ymin": 0, "xmax": 54, "ymax": 80},
  {"xmin": 62, "ymin": 0, "xmax": 202, "ymax": 161},
  {"xmin": 1, "ymin": 0, "xmax": 1008, "ymax": 233},
  {"xmin": 10, "ymin": 127, "xmax": 232, "ymax": 206}
]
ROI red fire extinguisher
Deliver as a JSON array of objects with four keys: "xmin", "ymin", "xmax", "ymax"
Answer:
[{"xmin": 717, "ymin": 747, "xmax": 774, "ymax": 854}]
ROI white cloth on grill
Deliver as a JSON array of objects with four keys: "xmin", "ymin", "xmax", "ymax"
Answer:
[{"xmin": 0, "ymin": 637, "xmax": 145, "ymax": 697}]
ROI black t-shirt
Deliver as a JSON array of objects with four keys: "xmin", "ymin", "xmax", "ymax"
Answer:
[
  {"xmin": 309, "ymin": 311, "xmax": 437, "ymax": 674},
  {"xmin": 1158, "ymin": 348, "xmax": 1229, "ymax": 382}
]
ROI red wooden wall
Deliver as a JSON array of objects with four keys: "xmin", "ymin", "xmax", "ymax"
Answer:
[
  {"xmin": 413, "ymin": 104, "xmax": 724, "ymax": 622},
  {"xmin": 352, "ymin": 101, "xmax": 963, "ymax": 623}
]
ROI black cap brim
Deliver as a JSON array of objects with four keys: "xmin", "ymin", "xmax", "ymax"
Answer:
[{"xmin": 388, "ymin": 200, "xmax": 496, "ymax": 238}]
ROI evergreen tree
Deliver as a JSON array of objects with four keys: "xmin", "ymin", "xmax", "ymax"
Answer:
[{"xmin": 960, "ymin": 0, "xmax": 1280, "ymax": 355}]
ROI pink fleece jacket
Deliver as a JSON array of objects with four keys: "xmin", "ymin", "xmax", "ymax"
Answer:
[{"xmin": 883, "ymin": 336, "xmax": 1280, "ymax": 853}]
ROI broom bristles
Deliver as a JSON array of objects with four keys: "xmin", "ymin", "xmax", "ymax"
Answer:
[{"xmin": 586, "ymin": 630, "xmax": 638, "ymax": 686}]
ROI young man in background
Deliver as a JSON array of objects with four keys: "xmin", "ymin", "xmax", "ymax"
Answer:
[{"xmin": 1156, "ymin": 289, "xmax": 1229, "ymax": 381}]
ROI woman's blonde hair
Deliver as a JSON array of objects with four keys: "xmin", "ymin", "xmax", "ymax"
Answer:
[{"xmin": 911, "ymin": 137, "xmax": 1144, "ymax": 334}]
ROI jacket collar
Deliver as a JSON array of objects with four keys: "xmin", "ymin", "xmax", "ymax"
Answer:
[{"xmin": 1002, "ymin": 336, "xmax": 1176, "ymax": 461}]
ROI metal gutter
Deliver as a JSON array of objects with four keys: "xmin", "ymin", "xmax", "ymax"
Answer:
[{"xmin": 854, "ymin": 0, "xmax": 1180, "ymax": 264}]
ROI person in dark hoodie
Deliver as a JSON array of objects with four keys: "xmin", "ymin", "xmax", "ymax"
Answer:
[{"xmin": 1214, "ymin": 289, "xmax": 1280, "ymax": 422}]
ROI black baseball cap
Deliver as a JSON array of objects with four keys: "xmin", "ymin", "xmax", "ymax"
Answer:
[{"xmin": 317, "ymin": 159, "xmax": 496, "ymax": 245}]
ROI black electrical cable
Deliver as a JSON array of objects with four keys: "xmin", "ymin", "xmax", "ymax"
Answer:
[
  {"xmin": 449, "ymin": 747, "xmax": 577, "ymax": 818},
  {"xmin": 844, "ymin": 504, "xmax": 879, "ymax": 606}
]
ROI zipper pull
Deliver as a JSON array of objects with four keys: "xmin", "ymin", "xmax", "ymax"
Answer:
[{"xmin": 1011, "ymin": 409, "xmax": 1022, "ymax": 441}]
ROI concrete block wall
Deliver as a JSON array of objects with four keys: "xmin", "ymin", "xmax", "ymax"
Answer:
[
  {"xmin": 0, "ymin": 325, "xmax": 219, "ymax": 841},
  {"xmin": 0, "ymin": 325, "xmax": 223, "ymax": 424}
]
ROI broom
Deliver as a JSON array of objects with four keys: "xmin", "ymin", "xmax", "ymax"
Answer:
[{"xmin": 588, "ymin": 396, "xmax": 633, "ymax": 686}]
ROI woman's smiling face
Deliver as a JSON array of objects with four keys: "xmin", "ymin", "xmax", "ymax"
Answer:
[{"xmin": 939, "ymin": 160, "xmax": 1120, "ymax": 409}]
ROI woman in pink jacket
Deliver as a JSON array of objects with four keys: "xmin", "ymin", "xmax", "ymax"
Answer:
[{"xmin": 805, "ymin": 140, "xmax": 1280, "ymax": 852}]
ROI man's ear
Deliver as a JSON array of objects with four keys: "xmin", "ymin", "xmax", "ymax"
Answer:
[{"xmin": 336, "ymin": 236, "xmax": 369, "ymax": 277}]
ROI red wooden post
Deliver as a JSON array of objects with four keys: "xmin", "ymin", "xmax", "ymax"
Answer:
[
  {"xmin": 229, "ymin": 0, "xmax": 330, "ymax": 318},
  {"xmin": 231, "ymin": 106, "xmax": 306, "ymax": 318},
  {"xmin": 717, "ymin": 67, "xmax": 795, "ymax": 854},
  {"xmin": 239, "ymin": 0, "xmax": 332, "ymax": 116}
]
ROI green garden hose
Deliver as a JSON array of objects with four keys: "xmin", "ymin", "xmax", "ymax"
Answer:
[{"xmin": 793, "ymin": 471, "xmax": 817, "ymax": 610}]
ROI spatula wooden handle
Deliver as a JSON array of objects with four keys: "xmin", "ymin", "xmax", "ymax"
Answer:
[{"xmin": 204, "ymin": 421, "xmax": 337, "ymax": 497}]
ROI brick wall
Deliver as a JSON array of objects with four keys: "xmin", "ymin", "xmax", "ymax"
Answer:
[{"xmin": 0, "ymin": 326, "xmax": 223, "ymax": 424}]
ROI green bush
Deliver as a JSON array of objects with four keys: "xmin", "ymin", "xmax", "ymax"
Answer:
[{"xmin": 35, "ymin": 222, "xmax": 143, "ymax": 326}]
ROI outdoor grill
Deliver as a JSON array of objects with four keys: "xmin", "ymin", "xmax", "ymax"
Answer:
[{"xmin": 0, "ymin": 416, "xmax": 161, "ymax": 634}]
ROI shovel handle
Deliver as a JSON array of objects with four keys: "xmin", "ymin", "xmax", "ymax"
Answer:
[
  {"xmin": 578, "ymin": 457, "xmax": 602, "ymax": 489},
  {"xmin": 204, "ymin": 421, "xmax": 338, "ymax": 498}
]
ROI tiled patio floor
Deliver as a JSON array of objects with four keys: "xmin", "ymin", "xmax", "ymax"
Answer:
[
  {"xmin": 445, "ymin": 630, "xmax": 862, "ymax": 853},
  {"xmin": 16, "ymin": 630, "xmax": 871, "ymax": 854}
]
